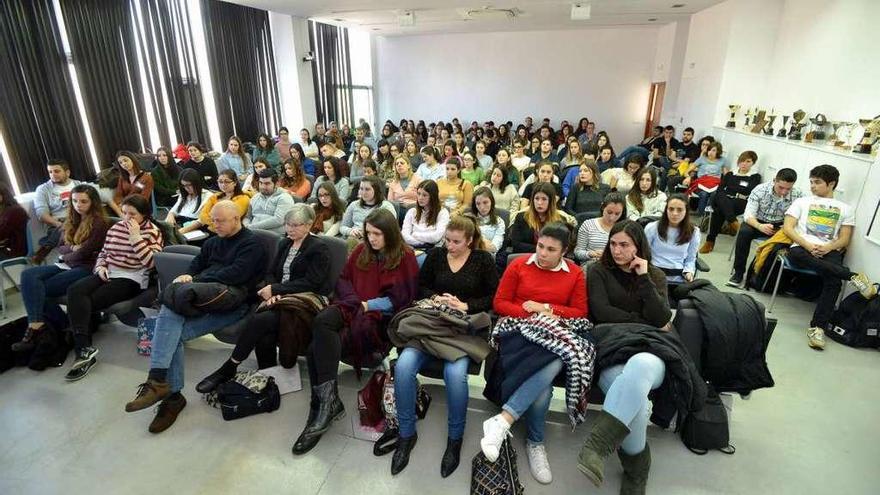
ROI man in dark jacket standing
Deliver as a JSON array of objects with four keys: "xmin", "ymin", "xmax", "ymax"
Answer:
[{"xmin": 123, "ymin": 201, "xmax": 266, "ymax": 433}]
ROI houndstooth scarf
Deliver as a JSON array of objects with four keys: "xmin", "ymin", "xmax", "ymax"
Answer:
[{"xmin": 491, "ymin": 314, "xmax": 596, "ymax": 427}]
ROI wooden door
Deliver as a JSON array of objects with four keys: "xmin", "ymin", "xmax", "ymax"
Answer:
[{"xmin": 644, "ymin": 82, "xmax": 666, "ymax": 138}]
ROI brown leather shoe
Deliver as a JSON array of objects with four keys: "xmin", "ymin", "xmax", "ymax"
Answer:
[
  {"xmin": 728, "ymin": 220, "xmax": 740, "ymax": 236},
  {"xmin": 699, "ymin": 241, "xmax": 715, "ymax": 254},
  {"xmin": 149, "ymin": 394, "xmax": 187, "ymax": 434},
  {"xmin": 125, "ymin": 379, "xmax": 171, "ymax": 412}
]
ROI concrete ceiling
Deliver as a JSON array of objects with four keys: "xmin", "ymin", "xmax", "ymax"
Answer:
[{"xmin": 228, "ymin": 1, "xmax": 724, "ymax": 35}]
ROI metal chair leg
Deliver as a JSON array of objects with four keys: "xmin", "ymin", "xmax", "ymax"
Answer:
[{"xmin": 768, "ymin": 256, "xmax": 786, "ymax": 313}]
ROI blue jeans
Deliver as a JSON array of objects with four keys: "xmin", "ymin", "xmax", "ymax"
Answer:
[
  {"xmin": 502, "ymin": 358, "xmax": 563, "ymax": 445},
  {"xmin": 395, "ymin": 347, "xmax": 470, "ymax": 440},
  {"xmin": 695, "ymin": 189, "xmax": 711, "ymax": 214},
  {"xmin": 20, "ymin": 264, "xmax": 91, "ymax": 325},
  {"xmin": 598, "ymin": 353, "xmax": 666, "ymax": 455},
  {"xmin": 38, "ymin": 226, "xmax": 61, "ymax": 249},
  {"xmin": 149, "ymin": 304, "xmax": 249, "ymax": 393}
]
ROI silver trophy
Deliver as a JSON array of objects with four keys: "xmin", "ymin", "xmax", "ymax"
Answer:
[{"xmin": 777, "ymin": 116, "xmax": 790, "ymax": 137}]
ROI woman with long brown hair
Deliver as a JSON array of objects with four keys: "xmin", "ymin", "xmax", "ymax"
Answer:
[
  {"xmin": 14, "ymin": 185, "xmax": 109, "ymax": 351},
  {"xmin": 311, "ymin": 181, "xmax": 345, "ymax": 237},
  {"xmin": 293, "ymin": 208, "xmax": 419, "ymax": 455},
  {"xmin": 509, "ymin": 182, "xmax": 573, "ymax": 254},
  {"xmin": 109, "ymin": 151, "xmax": 154, "ymax": 217},
  {"xmin": 278, "ymin": 157, "xmax": 312, "ymax": 199},
  {"xmin": 644, "ymin": 193, "xmax": 700, "ymax": 283}
]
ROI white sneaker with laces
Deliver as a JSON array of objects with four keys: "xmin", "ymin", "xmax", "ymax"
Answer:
[
  {"xmin": 850, "ymin": 273, "xmax": 878, "ymax": 299},
  {"xmin": 526, "ymin": 442, "xmax": 552, "ymax": 484},
  {"xmin": 480, "ymin": 415, "xmax": 511, "ymax": 462},
  {"xmin": 807, "ymin": 326, "xmax": 826, "ymax": 350}
]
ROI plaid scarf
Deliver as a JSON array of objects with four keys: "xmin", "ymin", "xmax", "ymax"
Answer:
[{"xmin": 491, "ymin": 314, "xmax": 596, "ymax": 427}]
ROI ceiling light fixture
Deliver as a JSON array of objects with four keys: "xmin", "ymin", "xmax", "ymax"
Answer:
[
  {"xmin": 672, "ymin": 4, "xmax": 686, "ymax": 8},
  {"xmin": 398, "ymin": 10, "xmax": 415, "ymax": 27},
  {"xmin": 648, "ymin": 18, "xmax": 658, "ymax": 21},
  {"xmin": 571, "ymin": 3, "xmax": 591, "ymax": 21}
]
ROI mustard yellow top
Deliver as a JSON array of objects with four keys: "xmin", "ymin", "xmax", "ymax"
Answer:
[{"xmin": 198, "ymin": 192, "xmax": 252, "ymax": 232}]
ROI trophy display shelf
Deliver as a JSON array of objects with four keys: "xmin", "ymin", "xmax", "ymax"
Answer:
[{"xmin": 713, "ymin": 125, "xmax": 875, "ymax": 163}]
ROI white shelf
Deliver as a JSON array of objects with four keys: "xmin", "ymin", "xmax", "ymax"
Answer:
[{"xmin": 712, "ymin": 126, "xmax": 874, "ymax": 164}]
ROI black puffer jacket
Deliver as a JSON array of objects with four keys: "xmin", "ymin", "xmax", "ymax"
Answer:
[
  {"xmin": 672, "ymin": 280, "xmax": 774, "ymax": 394},
  {"xmin": 592, "ymin": 323, "xmax": 706, "ymax": 429}
]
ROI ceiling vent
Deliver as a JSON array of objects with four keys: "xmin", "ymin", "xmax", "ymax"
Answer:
[{"xmin": 459, "ymin": 6, "xmax": 523, "ymax": 20}]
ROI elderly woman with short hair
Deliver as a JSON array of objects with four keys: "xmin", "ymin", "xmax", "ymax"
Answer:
[{"xmin": 196, "ymin": 204, "xmax": 335, "ymax": 393}]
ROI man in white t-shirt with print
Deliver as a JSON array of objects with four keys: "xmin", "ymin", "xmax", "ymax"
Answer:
[
  {"xmin": 783, "ymin": 164, "xmax": 876, "ymax": 350},
  {"xmin": 32, "ymin": 159, "xmax": 82, "ymax": 263}
]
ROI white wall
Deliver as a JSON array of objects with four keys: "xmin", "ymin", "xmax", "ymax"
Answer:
[
  {"xmin": 375, "ymin": 27, "xmax": 661, "ymax": 145},
  {"xmin": 268, "ymin": 14, "xmax": 318, "ymax": 132}
]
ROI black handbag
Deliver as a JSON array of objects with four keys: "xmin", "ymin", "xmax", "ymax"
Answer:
[
  {"xmin": 215, "ymin": 377, "xmax": 281, "ymax": 421},
  {"xmin": 159, "ymin": 281, "xmax": 248, "ymax": 317},
  {"xmin": 470, "ymin": 439, "xmax": 524, "ymax": 495},
  {"xmin": 680, "ymin": 385, "xmax": 736, "ymax": 455}
]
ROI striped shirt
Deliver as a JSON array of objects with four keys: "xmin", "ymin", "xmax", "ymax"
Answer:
[
  {"xmin": 575, "ymin": 218, "xmax": 611, "ymax": 263},
  {"xmin": 744, "ymin": 182, "xmax": 803, "ymax": 224},
  {"xmin": 96, "ymin": 220, "xmax": 163, "ymax": 288}
]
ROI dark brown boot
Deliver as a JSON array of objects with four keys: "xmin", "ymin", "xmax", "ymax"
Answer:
[{"xmin": 148, "ymin": 393, "xmax": 187, "ymax": 434}]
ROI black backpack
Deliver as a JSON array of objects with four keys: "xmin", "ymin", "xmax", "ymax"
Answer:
[
  {"xmin": 680, "ymin": 385, "xmax": 736, "ymax": 455},
  {"xmin": 826, "ymin": 289, "xmax": 880, "ymax": 348},
  {"xmin": 216, "ymin": 377, "xmax": 281, "ymax": 421}
]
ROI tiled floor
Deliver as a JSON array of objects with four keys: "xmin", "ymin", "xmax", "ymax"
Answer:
[{"xmin": 1, "ymin": 233, "xmax": 878, "ymax": 494}]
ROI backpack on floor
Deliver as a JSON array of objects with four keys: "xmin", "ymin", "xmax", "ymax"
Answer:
[
  {"xmin": 826, "ymin": 289, "xmax": 880, "ymax": 348},
  {"xmin": 0, "ymin": 317, "xmax": 28, "ymax": 373},
  {"xmin": 471, "ymin": 438, "xmax": 524, "ymax": 495},
  {"xmin": 680, "ymin": 384, "xmax": 736, "ymax": 455},
  {"xmin": 206, "ymin": 370, "xmax": 281, "ymax": 421}
]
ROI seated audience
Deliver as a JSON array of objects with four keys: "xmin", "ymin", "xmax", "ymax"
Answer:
[
  {"xmin": 472, "ymin": 187, "xmax": 506, "ymax": 254},
  {"xmin": 437, "ymin": 157, "xmax": 474, "ymax": 216},
  {"xmin": 14, "ymin": 185, "xmax": 108, "ymax": 352},
  {"xmin": 182, "ymin": 141, "xmax": 219, "ymax": 190},
  {"xmin": 402, "ymin": 180, "xmax": 450, "ymax": 258},
  {"xmin": 565, "ymin": 160, "xmax": 611, "ymax": 216},
  {"xmin": 278, "ymin": 158, "xmax": 312, "ymax": 199},
  {"xmin": 616, "ymin": 126, "xmax": 662, "ymax": 165},
  {"xmin": 648, "ymin": 125, "xmax": 681, "ymax": 173},
  {"xmin": 626, "ymin": 167, "xmax": 667, "ymax": 221},
  {"xmin": 727, "ymin": 168, "xmax": 802, "ymax": 287},
  {"xmin": 783, "ymin": 164, "xmax": 876, "ymax": 351},
  {"xmin": 574, "ymin": 193, "xmax": 626, "ymax": 264},
  {"xmin": 349, "ymin": 143, "xmax": 373, "ymax": 180},
  {"xmin": 299, "ymin": 128, "xmax": 320, "ymax": 159},
  {"xmin": 242, "ymin": 158, "xmax": 269, "ymax": 195},
  {"xmin": 123, "ymin": 201, "xmax": 264, "ymax": 433},
  {"xmin": 511, "ymin": 139, "xmax": 532, "ymax": 175},
  {"xmin": 530, "ymin": 138, "xmax": 559, "ymax": 165},
  {"xmin": 109, "ymin": 151, "xmax": 154, "ymax": 217},
  {"xmin": 251, "ymin": 133, "xmax": 281, "ymax": 173},
  {"xmin": 387, "ymin": 156, "xmax": 422, "ymax": 208},
  {"xmin": 596, "ymin": 145, "xmax": 618, "ymax": 173},
  {"xmin": 311, "ymin": 182, "xmax": 345, "ymax": 237},
  {"xmin": 196, "ymin": 205, "xmax": 334, "ymax": 392},
  {"xmin": 416, "ymin": 145, "xmax": 445, "ymax": 182},
  {"xmin": 510, "ymin": 183, "xmax": 573, "ymax": 254},
  {"xmin": 310, "ymin": 157, "xmax": 351, "ymax": 202},
  {"xmin": 0, "ymin": 181, "xmax": 28, "ymax": 259},
  {"xmin": 217, "ymin": 136, "xmax": 253, "ymax": 181},
  {"xmin": 474, "ymin": 140, "xmax": 493, "ymax": 170},
  {"xmin": 581, "ymin": 220, "xmax": 672, "ymax": 494},
  {"xmin": 482, "ymin": 222, "xmax": 590, "ymax": 485},
  {"xmin": 339, "ymin": 175, "xmax": 397, "ymax": 244},
  {"xmin": 682, "ymin": 141, "xmax": 728, "ymax": 214},
  {"xmin": 700, "ymin": 151, "xmax": 762, "ymax": 253},
  {"xmin": 404, "ymin": 140, "xmax": 422, "ymax": 169},
  {"xmin": 389, "ymin": 215, "xmax": 499, "ymax": 476},
  {"xmin": 293, "ymin": 208, "xmax": 418, "ymax": 454},
  {"xmin": 480, "ymin": 165, "xmax": 520, "ymax": 219},
  {"xmin": 244, "ymin": 169, "xmax": 296, "ymax": 235},
  {"xmin": 559, "ymin": 137, "xmax": 584, "ymax": 171},
  {"xmin": 32, "ymin": 159, "xmax": 84, "ymax": 263},
  {"xmin": 645, "ymin": 194, "xmax": 700, "ymax": 283},
  {"xmin": 275, "ymin": 127, "xmax": 293, "ymax": 162},
  {"xmin": 165, "ymin": 170, "xmax": 212, "ymax": 229},
  {"xmin": 65, "ymin": 194, "xmax": 163, "ymax": 381},
  {"xmin": 150, "ymin": 146, "xmax": 182, "ymax": 207},
  {"xmin": 495, "ymin": 147, "xmax": 521, "ymax": 187}
]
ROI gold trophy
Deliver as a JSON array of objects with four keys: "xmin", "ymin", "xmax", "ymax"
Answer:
[
  {"xmin": 787, "ymin": 110, "xmax": 807, "ymax": 140},
  {"xmin": 854, "ymin": 117, "xmax": 880, "ymax": 154},
  {"xmin": 726, "ymin": 104, "xmax": 741, "ymax": 128},
  {"xmin": 806, "ymin": 113, "xmax": 828, "ymax": 142},
  {"xmin": 751, "ymin": 109, "xmax": 768, "ymax": 133},
  {"xmin": 743, "ymin": 108, "xmax": 755, "ymax": 129},
  {"xmin": 827, "ymin": 121, "xmax": 842, "ymax": 143}
]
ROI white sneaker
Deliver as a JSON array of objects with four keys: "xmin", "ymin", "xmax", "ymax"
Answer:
[
  {"xmin": 526, "ymin": 442, "xmax": 553, "ymax": 484},
  {"xmin": 850, "ymin": 273, "xmax": 878, "ymax": 299},
  {"xmin": 480, "ymin": 415, "xmax": 511, "ymax": 462}
]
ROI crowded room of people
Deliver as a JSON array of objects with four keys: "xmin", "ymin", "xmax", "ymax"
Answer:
[{"xmin": 0, "ymin": 1, "xmax": 878, "ymax": 494}]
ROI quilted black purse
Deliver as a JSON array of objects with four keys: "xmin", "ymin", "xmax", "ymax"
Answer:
[{"xmin": 470, "ymin": 439, "xmax": 524, "ymax": 495}]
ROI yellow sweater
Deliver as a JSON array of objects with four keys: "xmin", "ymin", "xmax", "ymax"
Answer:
[
  {"xmin": 436, "ymin": 179, "xmax": 473, "ymax": 216},
  {"xmin": 198, "ymin": 192, "xmax": 252, "ymax": 232}
]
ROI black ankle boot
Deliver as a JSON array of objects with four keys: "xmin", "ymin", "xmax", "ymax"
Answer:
[
  {"xmin": 195, "ymin": 360, "xmax": 237, "ymax": 394},
  {"xmin": 440, "ymin": 437, "xmax": 463, "ymax": 478},
  {"xmin": 292, "ymin": 380, "xmax": 344, "ymax": 455},
  {"xmin": 390, "ymin": 433, "xmax": 418, "ymax": 475}
]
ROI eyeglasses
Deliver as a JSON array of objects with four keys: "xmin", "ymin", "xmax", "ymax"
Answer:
[{"xmin": 318, "ymin": 192, "xmax": 330, "ymax": 198}]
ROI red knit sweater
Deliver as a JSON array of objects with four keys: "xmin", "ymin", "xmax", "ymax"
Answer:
[{"xmin": 493, "ymin": 255, "xmax": 588, "ymax": 318}]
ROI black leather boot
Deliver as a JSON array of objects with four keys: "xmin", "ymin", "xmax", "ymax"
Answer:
[
  {"xmin": 292, "ymin": 380, "xmax": 345, "ymax": 455},
  {"xmin": 390, "ymin": 433, "xmax": 418, "ymax": 475},
  {"xmin": 440, "ymin": 437, "xmax": 463, "ymax": 478}
]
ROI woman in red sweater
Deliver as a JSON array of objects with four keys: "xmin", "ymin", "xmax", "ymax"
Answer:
[{"xmin": 482, "ymin": 222, "xmax": 591, "ymax": 485}]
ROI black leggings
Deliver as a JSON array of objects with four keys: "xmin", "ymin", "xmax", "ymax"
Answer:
[
  {"xmin": 707, "ymin": 194, "xmax": 747, "ymax": 242},
  {"xmin": 306, "ymin": 306, "xmax": 345, "ymax": 385},
  {"xmin": 231, "ymin": 309, "xmax": 280, "ymax": 369},
  {"xmin": 66, "ymin": 275, "xmax": 142, "ymax": 349}
]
